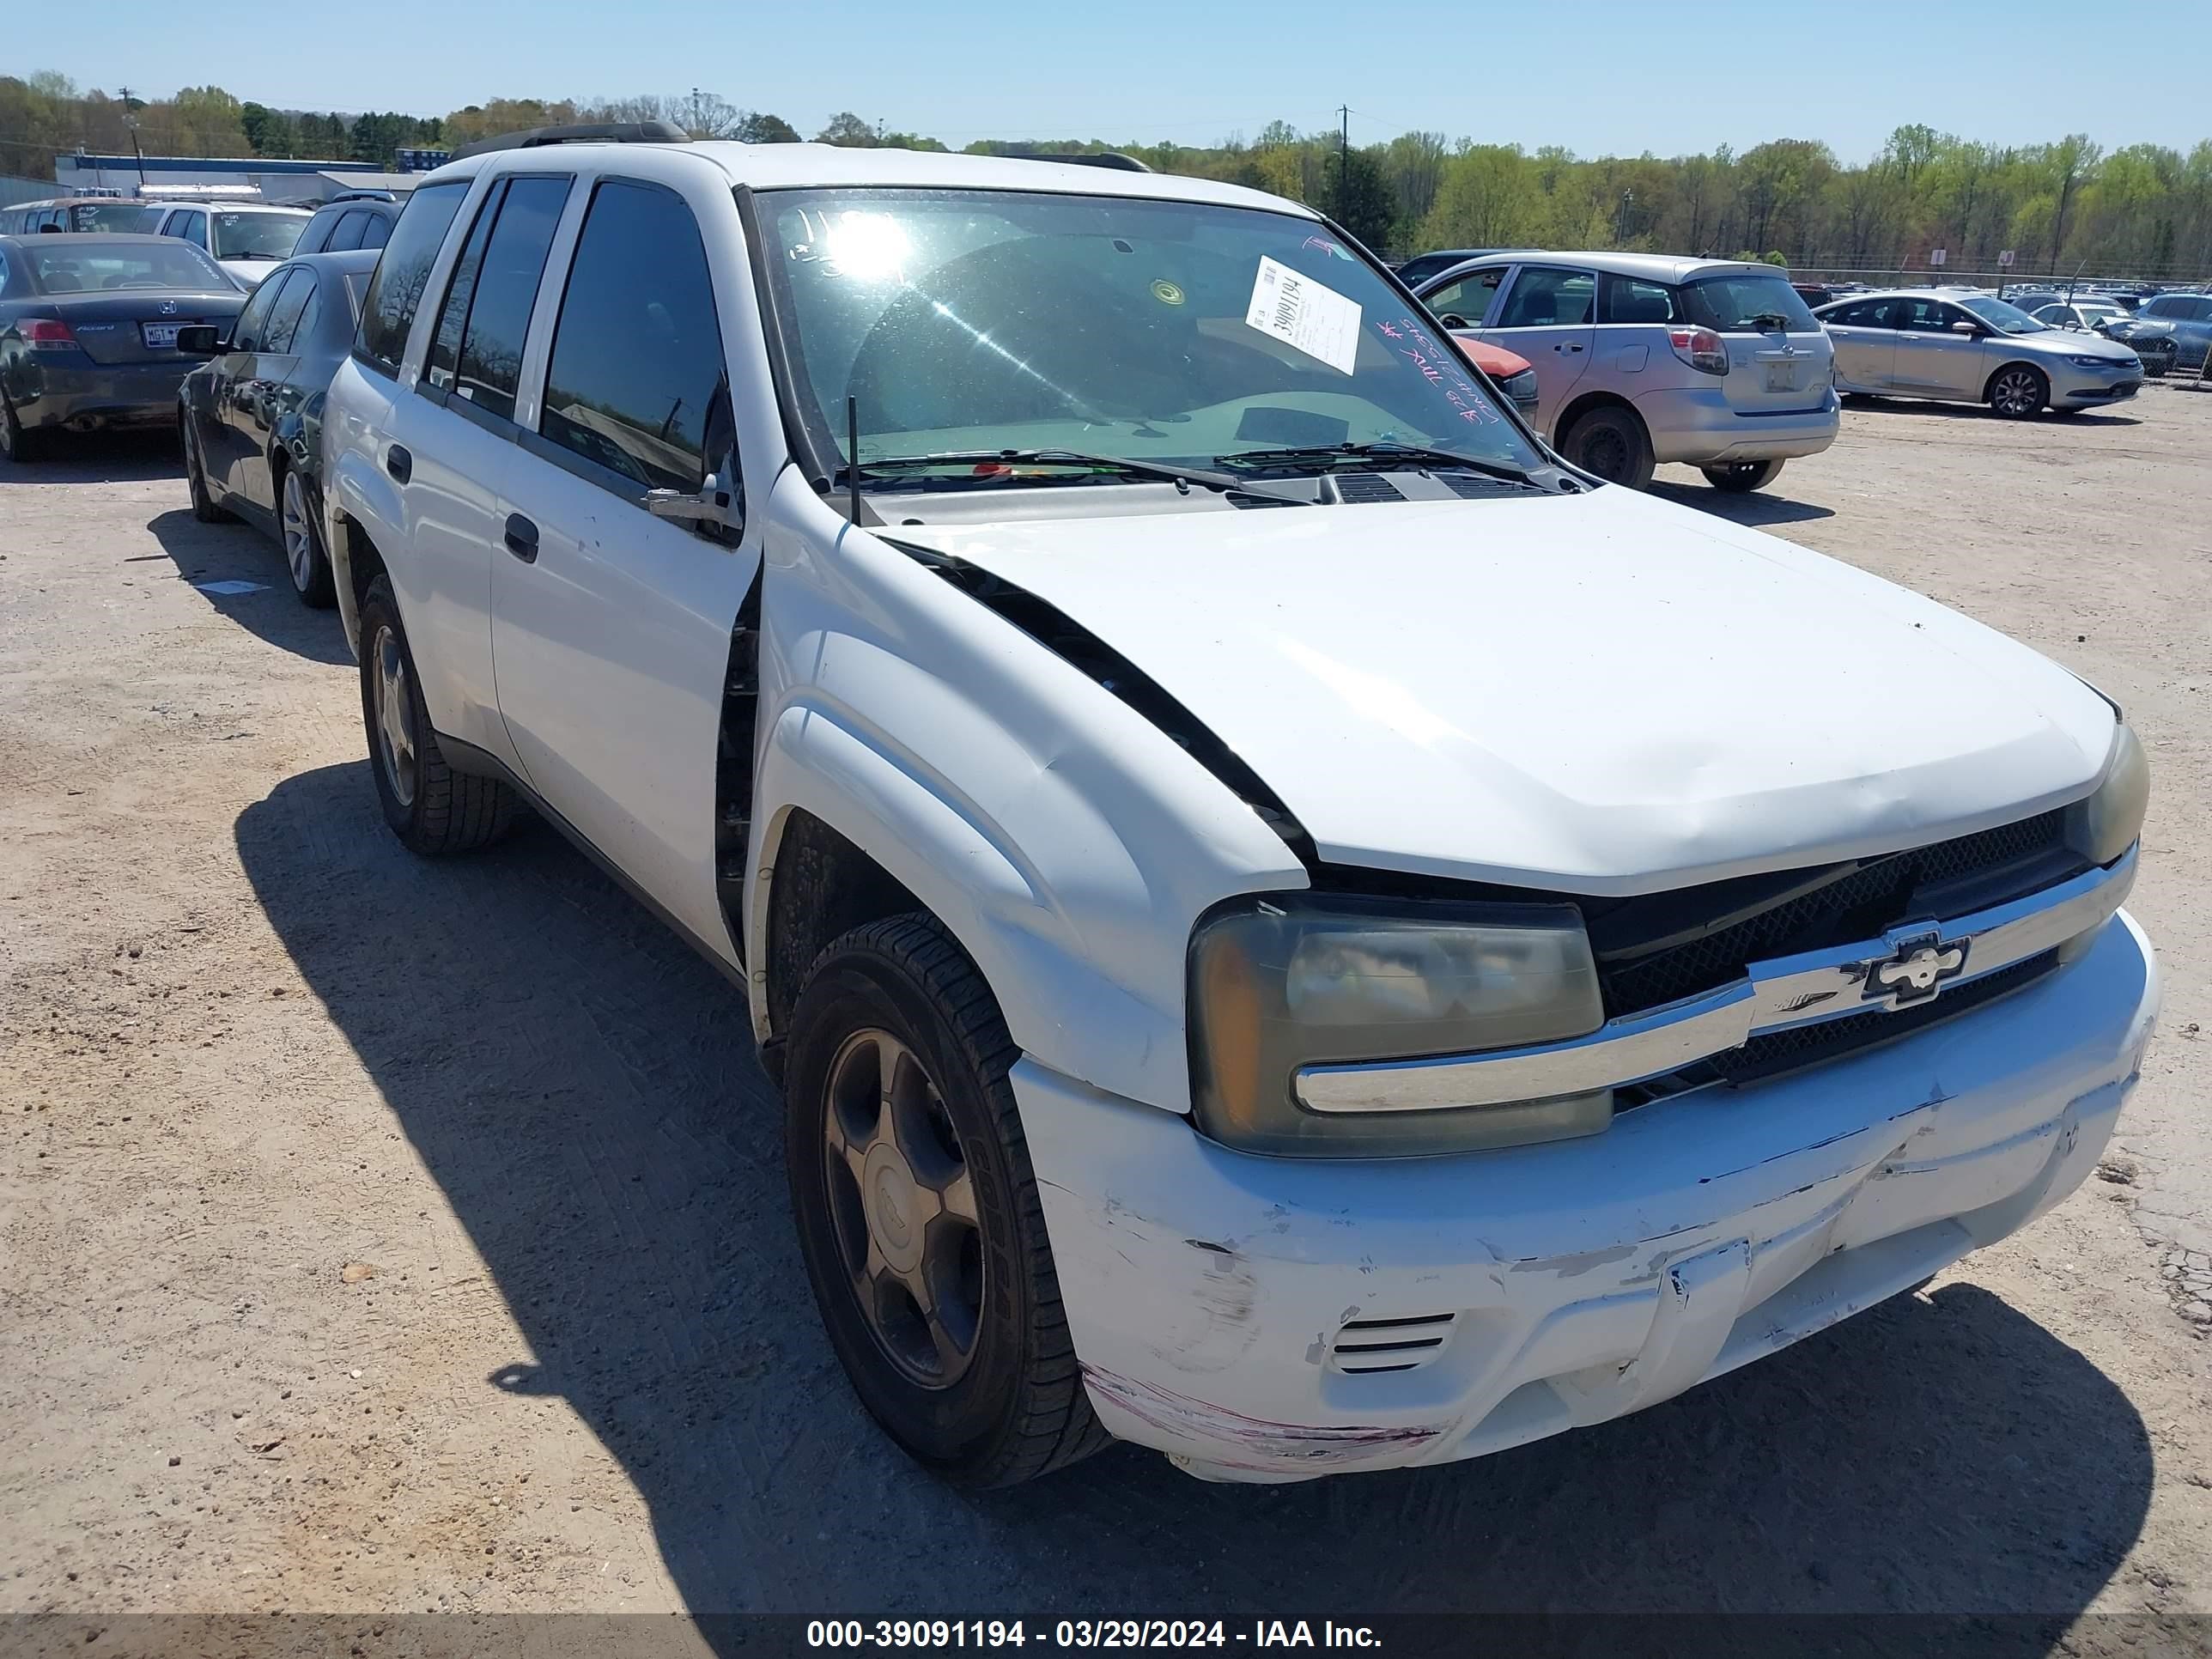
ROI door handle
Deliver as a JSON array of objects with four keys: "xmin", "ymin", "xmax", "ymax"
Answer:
[
  {"xmin": 503, "ymin": 514, "xmax": 539, "ymax": 563},
  {"xmin": 1556, "ymin": 342, "xmax": 1586, "ymax": 354},
  {"xmin": 385, "ymin": 445, "xmax": 411, "ymax": 484}
]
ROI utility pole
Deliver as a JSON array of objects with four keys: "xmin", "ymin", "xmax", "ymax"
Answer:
[
  {"xmin": 1615, "ymin": 188, "xmax": 1634, "ymax": 247},
  {"xmin": 1338, "ymin": 105, "xmax": 1350, "ymax": 222}
]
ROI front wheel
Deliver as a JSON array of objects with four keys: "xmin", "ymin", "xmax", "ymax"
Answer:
[
  {"xmin": 785, "ymin": 915, "xmax": 1108, "ymax": 1487},
  {"xmin": 356, "ymin": 575, "xmax": 517, "ymax": 855},
  {"xmin": 1701, "ymin": 459, "xmax": 1784, "ymax": 493},
  {"xmin": 1987, "ymin": 364, "xmax": 2049, "ymax": 419},
  {"xmin": 1558, "ymin": 405, "xmax": 1655, "ymax": 489},
  {"xmin": 279, "ymin": 465, "xmax": 336, "ymax": 608}
]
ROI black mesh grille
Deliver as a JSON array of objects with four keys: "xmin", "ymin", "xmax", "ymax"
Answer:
[
  {"xmin": 1614, "ymin": 950, "xmax": 2061, "ymax": 1110},
  {"xmin": 1333, "ymin": 473, "xmax": 1406, "ymax": 503},
  {"xmin": 1599, "ymin": 811, "xmax": 2070, "ymax": 1016}
]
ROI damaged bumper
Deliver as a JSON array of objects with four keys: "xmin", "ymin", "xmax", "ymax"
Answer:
[{"xmin": 1018, "ymin": 912, "xmax": 2157, "ymax": 1483}]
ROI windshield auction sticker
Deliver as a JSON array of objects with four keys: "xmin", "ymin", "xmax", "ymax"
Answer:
[{"xmin": 1245, "ymin": 256, "xmax": 1361, "ymax": 374}]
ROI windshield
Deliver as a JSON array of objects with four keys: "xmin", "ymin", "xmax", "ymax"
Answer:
[
  {"xmin": 1679, "ymin": 272, "xmax": 1818, "ymax": 332},
  {"xmin": 27, "ymin": 241, "xmax": 230, "ymax": 292},
  {"xmin": 757, "ymin": 187, "xmax": 1542, "ymax": 486},
  {"xmin": 69, "ymin": 201, "xmax": 153, "ymax": 233},
  {"xmin": 1959, "ymin": 295, "xmax": 2048, "ymax": 334},
  {"xmin": 210, "ymin": 211, "xmax": 305, "ymax": 261}
]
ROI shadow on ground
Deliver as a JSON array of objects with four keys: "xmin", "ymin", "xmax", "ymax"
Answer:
[
  {"xmin": 0, "ymin": 425, "xmax": 189, "ymax": 485},
  {"xmin": 1843, "ymin": 397, "xmax": 2143, "ymax": 428},
  {"xmin": 236, "ymin": 763, "xmax": 2151, "ymax": 1635},
  {"xmin": 146, "ymin": 507, "xmax": 351, "ymax": 665},
  {"xmin": 1648, "ymin": 477, "xmax": 1836, "ymax": 526}
]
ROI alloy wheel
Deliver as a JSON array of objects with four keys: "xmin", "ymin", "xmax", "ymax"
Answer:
[
  {"xmin": 281, "ymin": 471, "xmax": 314, "ymax": 592},
  {"xmin": 1991, "ymin": 368, "xmax": 2043, "ymax": 416},
  {"xmin": 820, "ymin": 1026, "xmax": 984, "ymax": 1389},
  {"xmin": 370, "ymin": 624, "xmax": 419, "ymax": 807}
]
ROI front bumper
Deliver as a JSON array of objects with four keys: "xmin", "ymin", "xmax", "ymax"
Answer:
[
  {"xmin": 9, "ymin": 357, "xmax": 192, "ymax": 431},
  {"xmin": 1019, "ymin": 912, "xmax": 2157, "ymax": 1483},
  {"xmin": 1634, "ymin": 385, "xmax": 1840, "ymax": 465},
  {"xmin": 2051, "ymin": 361, "xmax": 2143, "ymax": 404}
]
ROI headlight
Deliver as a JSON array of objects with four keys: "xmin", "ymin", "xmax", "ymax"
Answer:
[
  {"xmin": 2067, "ymin": 354, "xmax": 2120, "ymax": 368},
  {"xmin": 1498, "ymin": 368, "xmax": 1540, "ymax": 406},
  {"xmin": 1188, "ymin": 894, "xmax": 1607, "ymax": 1158},
  {"xmin": 2066, "ymin": 722, "xmax": 2148, "ymax": 866}
]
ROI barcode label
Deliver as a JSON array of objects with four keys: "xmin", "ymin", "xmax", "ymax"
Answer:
[{"xmin": 1244, "ymin": 255, "xmax": 1361, "ymax": 375}]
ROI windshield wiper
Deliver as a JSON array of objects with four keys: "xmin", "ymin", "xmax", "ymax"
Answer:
[
  {"xmin": 1215, "ymin": 441, "xmax": 1540, "ymax": 488},
  {"xmin": 844, "ymin": 447, "xmax": 1301, "ymax": 501}
]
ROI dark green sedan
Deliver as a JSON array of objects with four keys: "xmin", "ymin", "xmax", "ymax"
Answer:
[
  {"xmin": 0, "ymin": 233, "xmax": 245, "ymax": 461},
  {"xmin": 177, "ymin": 248, "xmax": 380, "ymax": 608}
]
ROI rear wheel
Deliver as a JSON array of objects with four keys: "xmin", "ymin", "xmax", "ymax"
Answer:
[
  {"xmin": 278, "ymin": 464, "xmax": 336, "ymax": 609},
  {"xmin": 0, "ymin": 392, "xmax": 48, "ymax": 463},
  {"xmin": 785, "ymin": 914, "xmax": 1107, "ymax": 1487},
  {"xmin": 356, "ymin": 575, "xmax": 517, "ymax": 855},
  {"xmin": 1701, "ymin": 459, "xmax": 1784, "ymax": 493},
  {"xmin": 1558, "ymin": 404, "xmax": 1655, "ymax": 489},
  {"xmin": 182, "ymin": 416, "xmax": 232, "ymax": 522},
  {"xmin": 1986, "ymin": 364, "xmax": 2049, "ymax": 419}
]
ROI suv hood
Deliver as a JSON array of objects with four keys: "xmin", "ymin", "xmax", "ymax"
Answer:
[{"xmin": 894, "ymin": 486, "xmax": 2116, "ymax": 895}]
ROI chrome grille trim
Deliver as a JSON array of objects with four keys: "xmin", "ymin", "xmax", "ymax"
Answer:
[{"xmin": 1295, "ymin": 848, "xmax": 2135, "ymax": 1115}]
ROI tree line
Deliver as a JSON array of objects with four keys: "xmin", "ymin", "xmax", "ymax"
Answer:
[{"xmin": 8, "ymin": 70, "xmax": 2209, "ymax": 277}]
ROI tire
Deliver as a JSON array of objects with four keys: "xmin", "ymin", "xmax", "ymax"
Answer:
[
  {"xmin": 0, "ymin": 392, "xmax": 48, "ymax": 463},
  {"xmin": 356, "ymin": 574, "xmax": 518, "ymax": 855},
  {"xmin": 182, "ymin": 416, "xmax": 233, "ymax": 522},
  {"xmin": 277, "ymin": 462, "xmax": 336, "ymax": 609},
  {"xmin": 1701, "ymin": 459, "xmax": 1784, "ymax": 493},
  {"xmin": 1985, "ymin": 363, "xmax": 2049, "ymax": 419},
  {"xmin": 1558, "ymin": 404, "xmax": 1655, "ymax": 489},
  {"xmin": 785, "ymin": 914, "xmax": 1109, "ymax": 1488}
]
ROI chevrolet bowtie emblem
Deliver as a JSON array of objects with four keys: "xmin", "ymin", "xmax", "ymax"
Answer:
[{"xmin": 1864, "ymin": 935, "xmax": 1968, "ymax": 1009}]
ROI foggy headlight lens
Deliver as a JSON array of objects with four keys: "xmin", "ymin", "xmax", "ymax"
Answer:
[
  {"xmin": 1188, "ymin": 895, "xmax": 1607, "ymax": 1158},
  {"xmin": 2067, "ymin": 722, "xmax": 2148, "ymax": 866}
]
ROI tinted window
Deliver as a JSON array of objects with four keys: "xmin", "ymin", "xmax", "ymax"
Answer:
[
  {"xmin": 1824, "ymin": 299, "xmax": 1896, "ymax": 328},
  {"xmin": 173, "ymin": 210, "xmax": 208, "ymax": 249},
  {"xmin": 1497, "ymin": 266, "xmax": 1595, "ymax": 327},
  {"xmin": 356, "ymin": 179, "xmax": 471, "ymax": 375},
  {"xmin": 229, "ymin": 268, "xmax": 294, "ymax": 351},
  {"xmin": 541, "ymin": 179, "xmax": 722, "ymax": 493},
  {"xmin": 1598, "ymin": 273, "xmax": 1677, "ymax": 325},
  {"xmin": 328, "ymin": 210, "xmax": 370, "ymax": 252},
  {"xmin": 359, "ymin": 214, "xmax": 392, "ymax": 251},
  {"xmin": 293, "ymin": 288, "xmax": 324, "ymax": 352},
  {"xmin": 261, "ymin": 267, "xmax": 317, "ymax": 353},
  {"xmin": 1424, "ymin": 268, "xmax": 1503, "ymax": 325},
  {"xmin": 426, "ymin": 189, "xmax": 501, "ymax": 392},
  {"xmin": 296, "ymin": 210, "xmax": 337, "ymax": 254},
  {"xmin": 1679, "ymin": 272, "xmax": 1818, "ymax": 332},
  {"xmin": 1897, "ymin": 297, "xmax": 1966, "ymax": 332}
]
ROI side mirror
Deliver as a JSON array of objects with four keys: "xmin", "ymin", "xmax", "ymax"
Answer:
[
  {"xmin": 1949, "ymin": 319, "xmax": 1982, "ymax": 336},
  {"xmin": 645, "ymin": 447, "xmax": 744, "ymax": 544},
  {"xmin": 174, "ymin": 325, "xmax": 228, "ymax": 356}
]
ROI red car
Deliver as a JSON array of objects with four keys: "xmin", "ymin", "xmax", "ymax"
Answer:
[{"xmin": 1451, "ymin": 333, "xmax": 1540, "ymax": 416}]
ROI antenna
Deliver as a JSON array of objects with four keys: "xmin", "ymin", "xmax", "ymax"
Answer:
[{"xmin": 846, "ymin": 395, "xmax": 862, "ymax": 526}]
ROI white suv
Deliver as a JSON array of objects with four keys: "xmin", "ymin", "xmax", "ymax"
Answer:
[{"xmin": 321, "ymin": 133, "xmax": 2158, "ymax": 1487}]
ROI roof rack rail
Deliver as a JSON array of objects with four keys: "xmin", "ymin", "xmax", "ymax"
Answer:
[
  {"xmin": 1008, "ymin": 151, "xmax": 1152, "ymax": 173},
  {"xmin": 450, "ymin": 119, "xmax": 690, "ymax": 161}
]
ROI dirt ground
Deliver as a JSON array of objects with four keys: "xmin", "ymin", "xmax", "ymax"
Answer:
[{"xmin": 3, "ymin": 386, "xmax": 2210, "ymax": 1651}]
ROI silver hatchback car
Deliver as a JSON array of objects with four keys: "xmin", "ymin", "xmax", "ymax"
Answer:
[
  {"xmin": 1814, "ymin": 289, "xmax": 2142, "ymax": 416},
  {"xmin": 1412, "ymin": 252, "xmax": 1838, "ymax": 492}
]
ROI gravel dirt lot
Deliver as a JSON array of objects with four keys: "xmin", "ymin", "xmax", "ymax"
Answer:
[{"xmin": 3, "ymin": 387, "xmax": 2210, "ymax": 1652}]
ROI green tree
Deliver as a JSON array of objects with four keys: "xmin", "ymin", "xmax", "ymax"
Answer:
[
  {"xmin": 816, "ymin": 111, "xmax": 876, "ymax": 147},
  {"xmin": 735, "ymin": 111, "xmax": 800, "ymax": 143},
  {"xmin": 1324, "ymin": 144, "xmax": 1395, "ymax": 252}
]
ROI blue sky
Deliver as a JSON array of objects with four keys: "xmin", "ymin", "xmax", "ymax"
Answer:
[{"xmin": 37, "ymin": 0, "xmax": 2211, "ymax": 161}]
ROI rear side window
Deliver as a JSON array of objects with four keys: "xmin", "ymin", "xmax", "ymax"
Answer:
[
  {"xmin": 329, "ymin": 210, "xmax": 370, "ymax": 252},
  {"xmin": 1680, "ymin": 272, "xmax": 1819, "ymax": 333},
  {"xmin": 1598, "ymin": 274, "xmax": 1677, "ymax": 325},
  {"xmin": 425, "ymin": 174, "xmax": 570, "ymax": 422},
  {"xmin": 538, "ymin": 179, "xmax": 724, "ymax": 494},
  {"xmin": 359, "ymin": 214, "xmax": 392, "ymax": 251},
  {"xmin": 1496, "ymin": 266, "xmax": 1595, "ymax": 327},
  {"xmin": 262, "ymin": 268, "xmax": 317, "ymax": 353},
  {"xmin": 355, "ymin": 179, "xmax": 471, "ymax": 376},
  {"xmin": 171, "ymin": 210, "xmax": 209, "ymax": 249},
  {"xmin": 1825, "ymin": 299, "xmax": 1895, "ymax": 328}
]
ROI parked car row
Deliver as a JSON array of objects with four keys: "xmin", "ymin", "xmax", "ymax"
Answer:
[
  {"xmin": 0, "ymin": 195, "xmax": 316, "ymax": 289},
  {"xmin": 4, "ymin": 141, "xmax": 2165, "ymax": 1498}
]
